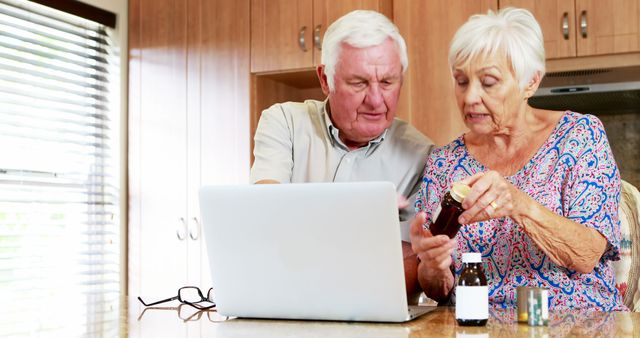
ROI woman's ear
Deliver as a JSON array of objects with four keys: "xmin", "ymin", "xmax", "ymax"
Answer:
[{"xmin": 524, "ymin": 71, "xmax": 542, "ymax": 99}]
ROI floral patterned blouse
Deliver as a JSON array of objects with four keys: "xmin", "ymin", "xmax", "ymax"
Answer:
[{"xmin": 416, "ymin": 111, "xmax": 626, "ymax": 311}]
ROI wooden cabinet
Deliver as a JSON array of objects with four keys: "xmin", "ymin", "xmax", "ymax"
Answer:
[
  {"xmin": 250, "ymin": 0, "xmax": 392, "ymax": 73},
  {"xmin": 394, "ymin": 0, "xmax": 640, "ymax": 146},
  {"xmin": 394, "ymin": 0, "xmax": 497, "ymax": 146},
  {"xmin": 129, "ymin": 0, "xmax": 250, "ymax": 336},
  {"xmin": 129, "ymin": 0, "xmax": 189, "ymax": 301},
  {"xmin": 575, "ymin": 0, "xmax": 639, "ymax": 56},
  {"xmin": 500, "ymin": 0, "xmax": 576, "ymax": 59},
  {"xmin": 128, "ymin": 0, "xmax": 189, "ymax": 336},
  {"xmin": 501, "ymin": 0, "xmax": 640, "ymax": 59}
]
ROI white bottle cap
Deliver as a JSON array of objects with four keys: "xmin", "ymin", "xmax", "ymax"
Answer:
[
  {"xmin": 462, "ymin": 252, "xmax": 482, "ymax": 263},
  {"xmin": 451, "ymin": 182, "xmax": 471, "ymax": 203}
]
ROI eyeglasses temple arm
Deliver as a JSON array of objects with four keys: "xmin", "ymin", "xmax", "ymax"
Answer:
[{"xmin": 137, "ymin": 295, "xmax": 179, "ymax": 307}]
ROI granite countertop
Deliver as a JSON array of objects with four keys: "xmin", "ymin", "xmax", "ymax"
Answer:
[{"xmin": 126, "ymin": 298, "xmax": 639, "ymax": 337}]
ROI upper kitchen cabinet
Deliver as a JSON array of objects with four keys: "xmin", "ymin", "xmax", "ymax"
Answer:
[
  {"xmin": 394, "ymin": 0, "xmax": 497, "ymax": 146},
  {"xmin": 250, "ymin": 0, "xmax": 392, "ymax": 73},
  {"xmin": 575, "ymin": 0, "xmax": 639, "ymax": 56},
  {"xmin": 501, "ymin": 0, "xmax": 640, "ymax": 59}
]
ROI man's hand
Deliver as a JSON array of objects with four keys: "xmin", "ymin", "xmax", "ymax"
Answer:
[
  {"xmin": 397, "ymin": 194, "xmax": 409, "ymax": 210},
  {"xmin": 255, "ymin": 179, "xmax": 280, "ymax": 184}
]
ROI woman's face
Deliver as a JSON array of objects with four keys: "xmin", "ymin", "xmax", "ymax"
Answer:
[{"xmin": 452, "ymin": 54, "xmax": 532, "ymax": 135}]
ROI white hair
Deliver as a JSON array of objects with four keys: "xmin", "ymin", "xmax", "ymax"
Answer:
[
  {"xmin": 321, "ymin": 10, "xmax": 408, "ymax": 92},
  {"xmin": 448, "ymin": 7, "xmax": 545, "ymax": 89}
]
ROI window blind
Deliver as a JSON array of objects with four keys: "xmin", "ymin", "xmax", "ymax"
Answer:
[{"xmin": 0, "ymin": 0, "xmax": 120, "ymax": 336}]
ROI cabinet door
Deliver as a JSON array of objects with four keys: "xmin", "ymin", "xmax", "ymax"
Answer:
[
  {"xmin": 312, "ymin": 0, "xmax": 393, "ymax": 66},
  {"xmin": 251, "ymin": 0, "xmax": 314, "ymax": 72},
  {"xmin": 395, "ymin": 0, "xmax": 497, "ymax": 146},
  {"xmin": 501, "ymin": 0, "xmax": 576, "ymax": 59},
  {"xmin": 185, "ymin": 0, "xmax": 202, "ymax": 297},
  {"xmin": 138, "ymin": 0, "xmax": 189, "ymax": 295},
  {"xmin": 576, "ymin": 0, "xmax": 640, "ymax": 56},
  {"xmin": 197, "ymin": 0, "xmax": 251, "ymax": 287},
  {"xmin": 129, "ymin": 0, "xmax": 189, "ymax": 336}
]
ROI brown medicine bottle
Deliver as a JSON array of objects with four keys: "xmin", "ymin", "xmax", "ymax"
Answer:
[
  {"xmin": 456, "ymin": 252, "xmax": 488, "ymax": 326},
  {"xmin": 431, "ymin": 182, "xmax": 470, "ymax": 238}
]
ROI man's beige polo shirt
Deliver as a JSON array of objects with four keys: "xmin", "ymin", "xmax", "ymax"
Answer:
[{"xmin": 250, "ymin": 99, "xmax": 434, "ymax": 241}]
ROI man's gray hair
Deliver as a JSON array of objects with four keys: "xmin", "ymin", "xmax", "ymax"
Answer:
[
  {"xmin": 448, "ymin": 7, "xmax": 546, "ymax": 89},
  {"xmin": 321, "ymin": 10, "xmax": 408, "ymax": 92}
]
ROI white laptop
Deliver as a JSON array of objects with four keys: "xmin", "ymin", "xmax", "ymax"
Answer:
[{"xmin": 199, "ymin": 181, "xmax": 435, "ymax": 322}]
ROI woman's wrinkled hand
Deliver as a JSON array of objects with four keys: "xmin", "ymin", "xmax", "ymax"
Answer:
[
  {"xmin": 410, "ymin": 212, "xmax": 456, "ymax": 275},
  {"xmin": 457, "ymin": 170, "xmax": 524, "ymax": 224}
]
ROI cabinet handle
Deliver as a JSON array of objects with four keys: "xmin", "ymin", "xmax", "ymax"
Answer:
[
  {"xmin": 580, "ymin": 10, "xmax": 587, "ymax": 38},
  {"xmin": 177, "ymin": 217, "xmax": 187, "ymax": 241},
  {"xmin": 561, "ymin": 12, "xmax": 569, "ymax": 40},
  {"xmin": 298, "ymin": 26, "xmax": 308, "ymax": 52},
  {"xmin": 313, "ymin": 24, "xmax": 322, "ymax": 51},
  {"xmin": 189, "ymin": 217, "xmax": 200, "ymax": 240}
]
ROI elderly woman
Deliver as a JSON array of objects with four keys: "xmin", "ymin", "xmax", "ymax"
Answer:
[{"xmin": 409, "ymin": 7, "xmax": 626, "ymax": 311}]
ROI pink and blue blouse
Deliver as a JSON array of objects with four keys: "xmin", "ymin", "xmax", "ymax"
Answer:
[{"xmin": 416, "ymin": 111, "xmax": 626, "ymax": 311}]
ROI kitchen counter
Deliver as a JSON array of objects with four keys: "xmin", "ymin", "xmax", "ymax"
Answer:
[{"xmin": 126, "ymin": 298, "xmax": 639, "ymax": 337}]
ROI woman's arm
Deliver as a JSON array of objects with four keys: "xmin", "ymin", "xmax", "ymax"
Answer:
[
  {"xmin": 513, "ymin": 194, "xmax": 607, "ymax": 273},
  {"xmin": 458, "ymin": 171, "xmax": 607, "ymax": 273}
]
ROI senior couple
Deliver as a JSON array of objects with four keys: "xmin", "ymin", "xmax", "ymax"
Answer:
[{"xmin": 250, "ymin": 8, "xmax": 626, "ymax": 311}]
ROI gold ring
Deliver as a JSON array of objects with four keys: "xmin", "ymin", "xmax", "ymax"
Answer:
[{"xmin": 490, "ymin": 201, "xmax": 498, "ymax": 210}]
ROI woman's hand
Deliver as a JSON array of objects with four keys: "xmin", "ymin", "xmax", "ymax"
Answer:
[
  {"xmin": 457, "ymin": 171, "xmax": 607, "ymax": 273},
  {"xmin": 457, "ymin": 171, "xmax": 526, "ymax": 224},
  {"xmin": 410, "ymin": 212, "xmax": 455, "ymax": 301}
]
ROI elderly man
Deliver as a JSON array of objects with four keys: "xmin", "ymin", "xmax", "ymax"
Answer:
[{"xmin": 250, "ymin": 10, "xmax": 433, "ymax": 301}]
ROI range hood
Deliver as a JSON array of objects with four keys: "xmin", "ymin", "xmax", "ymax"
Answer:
[{"xmin": 529, "ymin": 66, "xmax": 640, "ymax": 113}]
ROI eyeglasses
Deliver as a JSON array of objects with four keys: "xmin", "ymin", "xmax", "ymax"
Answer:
[{"xmin": 137, "ymin": 286, "xmax": 216, "ymax": 310}]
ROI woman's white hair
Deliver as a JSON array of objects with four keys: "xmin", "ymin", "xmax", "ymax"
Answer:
[
  {"xmin": 321, "ymin": 10, "xmax": 408, "ymax": 92},
  {"xmin": 448, "ymin": 7, "xmax": 545, "ymax": 89}
]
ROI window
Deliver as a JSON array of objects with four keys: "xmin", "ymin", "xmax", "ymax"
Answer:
[{"xmin": 0, "ymin": 0, "xmax": 120, "ymax": 336}]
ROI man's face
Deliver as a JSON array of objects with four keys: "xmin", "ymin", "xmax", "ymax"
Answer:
[{"xmin": 318, "ymin": 38, "xmax": 403, "ymax": 149}]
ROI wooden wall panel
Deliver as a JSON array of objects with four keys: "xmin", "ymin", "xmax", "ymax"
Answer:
[{"xmin": 395, "ymin": 0, "xmax": 497, "ymax": 146}]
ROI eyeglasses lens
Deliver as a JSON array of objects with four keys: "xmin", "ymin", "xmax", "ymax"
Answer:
[
  {"xmin": 179, "ymin": 287, "xmax": 203, "ymax": 303},
  {"xmin": 206, "ymin": 288, "xmax": 215, "ymax": 303}
]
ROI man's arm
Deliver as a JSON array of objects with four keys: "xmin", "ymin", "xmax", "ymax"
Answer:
[
  {"xmin": 250, "ymin": 105, "xmax": 294, "ymax": 184},
  {"xmin": 402, "ymin": 241, "xmax": 422, "ymax": 304},
  {"xmin": 398, "ymin": 136, "xmax": 434, "ymax": 303}
]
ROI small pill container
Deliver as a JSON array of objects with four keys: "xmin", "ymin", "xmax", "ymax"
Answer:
[{"xmin": 516, "ymin": 286, "xmax": 549, "ymax": 326}]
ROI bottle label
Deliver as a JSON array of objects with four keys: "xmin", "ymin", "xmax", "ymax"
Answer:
[{"xmin": 455, "ymin": 286, "xmax": 488, "ymax": 320}]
